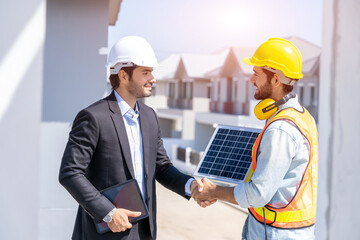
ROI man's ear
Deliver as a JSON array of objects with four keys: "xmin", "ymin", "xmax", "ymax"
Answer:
[
  {"xmin": 118, "ymin": 69, "xmax": 128, "ymax": 82},
  {"xmin": 272, "ymin": 73, "xmax": 282, "ymax": 87}
]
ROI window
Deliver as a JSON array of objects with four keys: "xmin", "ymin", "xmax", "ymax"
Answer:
[
  {"xmin": 234, "ymin": 80, "xmax": 238, "ymax": 101},
  {"xmin": 246, "ymin": 80, "xmax": 249, "ymax": 101},
  {"xmin": 177, "ymin": 80, "xmax": 193, "ymax": 99},
  {"xmin": 217, "ymin": 80, "xmax": 221, "ymax": 101},
  {"xmin": 169, "ymin": 82, "xmax": 175, "ymax": 98},
  {"xmin": 185, "ymin": 82, "xmax": 193, "ymax": 99},
  {"xmin": 207, "ymin": 84, "xmax": 211, "ymax": 99},
  {"xmin": 298, "ymin": 84, "xmax": 304, "ymax": 104},
  {"xmin": 178, "ymin": 81, "xmax": 184, "ymax": 98},
  {"xmin": 310, "ymin": 85, "xmax": 316, "ymax": 107},
  {"xmin": 227, "ymin": 77, "xmax": 233, "ymax": 101}
]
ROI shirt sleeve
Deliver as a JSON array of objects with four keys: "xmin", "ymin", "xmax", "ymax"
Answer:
[
  {"xmin": 185, "ymin": 178, "xmax": 195, "ymax": 196},
  {"xmin": 103, "ymin": 208, "xmax": 116, "ymax": 222},
  {"xmin": 234, "ymin": 123, "xmax": 297, "ymax": 208}
]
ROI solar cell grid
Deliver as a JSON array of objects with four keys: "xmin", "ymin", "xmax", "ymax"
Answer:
[{"xmin": 194, "ymin": 125, "xmax": 261, "ymax": 184}]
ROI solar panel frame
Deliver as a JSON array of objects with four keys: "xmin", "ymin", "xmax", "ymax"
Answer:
[{"xmin": 194, "ymin": 125, "xmax": 261, "ymax": 185}]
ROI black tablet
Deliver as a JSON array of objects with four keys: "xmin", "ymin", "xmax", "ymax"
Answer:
[{"xmin": 94, "ymin": 179, "xmax": 149, "ymax": 234}]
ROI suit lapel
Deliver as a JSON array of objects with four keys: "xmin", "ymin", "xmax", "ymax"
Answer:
[
  {"xmin": 138, "ymin": 103, "xmax": 150, "ymax": 179},
  {"xmin": 107, "ymin": 91, "xmax": 135, "ymax": 179}
]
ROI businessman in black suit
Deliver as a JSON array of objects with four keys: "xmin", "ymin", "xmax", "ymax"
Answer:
[{"xmin": 59, "ymin": 36, "xmax": 203, "ymax": 240}]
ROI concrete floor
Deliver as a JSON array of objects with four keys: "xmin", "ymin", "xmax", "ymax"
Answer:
[{"xmin": 156, "ymin": 182, "xmax": 248, "ymax": 240}]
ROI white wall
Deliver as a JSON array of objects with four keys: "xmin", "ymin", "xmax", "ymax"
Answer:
[
  {"xmin": 162, "ymin": 138, "xmax": 195, "ymax": 157},
  {"xmin": 158, "ymin": 118, "xmax": 174, "ymax": 138},
  {"xmin": 317, "ymin": 0, "xmax": 360, "ymax": 239},
  {"xmin": 143, "ymin": 95, "xmax": 168, "ymax": 111},
  {"xmin": 236, "ymin": 78, "xmax": 247, "ymax": 103},
  {"xmin": 196, "ymin": 110, "xmax": 264, "ymax": 130},
  {"xmin": 42, "ymin": 0, "xmax": 109, "ymax": 122},
  {"xmin": 194, "ymin": 122, "xmax": 216, "ymax": 152},
  {"xmin": 1, "ymin": 0, "xmax": 112, "ymax": 239},
  {"xmin": 182, "ymin": 110, "xmax": 195, "ymax": 140},
  {"xmin": 38, "ymin": 123, "xmax": 77, "ymax": 240},
  {"xmin": 155, "ymin": 81, "xmax": 168, "ymax": 95},
  {"xmin": 193, "ymin": 81, "xmax": 208, "ymax": 98},
  {"xmin": 38, "ymin": 0, "xmax": 110, "ymax": 239},
  {"xmin": 193, "ymin": 98, "xmax": 210, "ymax": 112},
  {"xmin": 142, "ymin": 81, "xmax": 168, "ymax": 111},
  {"xmin": 0, "ymin": 0, "xmax": 46, "ymax": 239}
]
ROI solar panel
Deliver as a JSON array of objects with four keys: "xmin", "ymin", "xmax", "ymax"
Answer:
[{"xmin": 194, "ymin": 125, "xmax": 261, "ymax": 185}]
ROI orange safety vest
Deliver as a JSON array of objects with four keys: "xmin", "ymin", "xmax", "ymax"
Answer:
[{"xmin": 248, "ymin": 107, "xmax": 318, "ymax": 229}]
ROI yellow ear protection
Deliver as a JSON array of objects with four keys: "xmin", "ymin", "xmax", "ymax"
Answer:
[{"xmin": 254, "ymin": 92, "xmax": 296, "ymax": 120}]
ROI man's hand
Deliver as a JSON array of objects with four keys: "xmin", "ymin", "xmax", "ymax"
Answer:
[
  {"xmin": 191, "ymin": 178, "xmax": 218, "ymax": 208},
  {"xmin": 107, "ymin": 208, "xmax": 141, "ymax": 233},
  {"xmin": 190, "ymin": 178, "xmax": 204, "ymax": 194}
]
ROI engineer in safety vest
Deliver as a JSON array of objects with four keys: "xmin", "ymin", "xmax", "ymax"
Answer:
[{"xmin": 192, "ymin": 38, "xmax": 318, "ymax": 240}]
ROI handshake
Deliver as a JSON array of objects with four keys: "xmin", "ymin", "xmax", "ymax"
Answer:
[{"xmin": 190, "ymin": 178, "xmax": 219, "ymax": 208}]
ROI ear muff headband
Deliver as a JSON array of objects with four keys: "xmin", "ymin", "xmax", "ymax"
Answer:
[{"xmin": 254, "ymin": 92, "xmax": 296, "ymax": 120}]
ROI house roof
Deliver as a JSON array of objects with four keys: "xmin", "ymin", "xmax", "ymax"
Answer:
[
  {"xmin": 178, "ymin": 49, "xmax": 229, "ymax": 78},
  {"xmin": 285, "ymin": 36, "xmax": 321, "ymax": 75},
  {"xmin": 232, "ymin": 46, "xmax": 257, "ymax": 75},
  {"xmin": 153, "ymin": 54, "xmax": 181, "ymax": 81},
  {"xmin": 285, "ymin": 36, "xmax": 321, "ymax": 62},
  {"xmin": 109, "ymin": 0, "xmax": 122, "ymax": 25},
  {"xmin": 153, "ymin": 36, "xmax": 321, "ymax": 80}
]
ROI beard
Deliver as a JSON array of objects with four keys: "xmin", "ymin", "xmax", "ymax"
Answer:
[
  {"xmin": 127, "ymin": 76, "xmax": 152, "ymax": 98},
  {"xmin": 254, "ymin": 81, "xmax": 273, "ymax": 100}
]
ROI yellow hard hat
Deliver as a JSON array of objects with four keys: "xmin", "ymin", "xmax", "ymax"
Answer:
[{"xmin": 243, "ymin": 38, "xmax": 303, "ymax": 79}]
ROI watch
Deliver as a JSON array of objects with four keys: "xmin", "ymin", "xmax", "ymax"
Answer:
[{"xmin": 103, "ymin": 208, "xmax": 116, "ymax": 223}]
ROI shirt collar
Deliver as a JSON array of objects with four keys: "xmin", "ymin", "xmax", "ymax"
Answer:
[
  {"xmin": 113, "ymin": 90, "xmax": 139, "ymax": 117},
  {"xmin": 278, "ymin": 94, "xmax": 299, "ymax": 111}
]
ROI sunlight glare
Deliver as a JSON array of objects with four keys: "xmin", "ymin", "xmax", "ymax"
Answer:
[
  {"xmin": 0, "ymin": 1, "xmax": 46, "ymax": 120},
  {"xmin": 218, "ymin": 7, "xmax": 251, "ymax": 31}
]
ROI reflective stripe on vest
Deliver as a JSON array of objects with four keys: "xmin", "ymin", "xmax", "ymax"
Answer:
[{"xmin": 248, "ymin": 107, "xmax": 318, "ymax": 229}]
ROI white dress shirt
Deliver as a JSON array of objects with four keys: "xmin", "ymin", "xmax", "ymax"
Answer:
[{"xmin": 114, "ymin": 91, "xmax": 146, "ymax": 197}]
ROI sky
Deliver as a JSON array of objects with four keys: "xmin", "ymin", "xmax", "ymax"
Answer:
[{"xmin": 109, "ymin": 0, "xmax": 323, "ymax": 60}]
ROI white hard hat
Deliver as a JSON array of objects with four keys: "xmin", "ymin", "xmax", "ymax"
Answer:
[{"xmin": 107, "ymin": 36, "xmax": 160, "ymax": 75}]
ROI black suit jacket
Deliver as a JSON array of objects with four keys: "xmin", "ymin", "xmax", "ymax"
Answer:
[{"xmin": 59, "ymin": 91, "xmax": 191, "ymax": 240}]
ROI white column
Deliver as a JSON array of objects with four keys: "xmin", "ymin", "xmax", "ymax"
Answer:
[
  {"xmin": 0, "ymin": 0, "xmax": 46, "ymax": 239},
  {"xmin": 38, "ymin": 0, "xmax": 110, "ymax": 239},
  {"xmin": 317, "ymin": 0, "xmax": 360, "ymax": 239}
]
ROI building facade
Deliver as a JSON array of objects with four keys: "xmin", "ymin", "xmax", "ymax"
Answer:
[
  {"xmin": 0, "ymin": 1, "xmax": 122, "ymax": 239},
  {"xmin": 150, "ymin": 36, "xmax": 320, "ymax": 154}
]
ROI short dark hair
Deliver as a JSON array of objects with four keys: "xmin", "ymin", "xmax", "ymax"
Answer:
[
  {"xmin": 263, "ymin": 68, "xmax": 294, "ymax": 93},
  {"xmin": 109, "ymin": 66, "xmax": 136, "ymax": 90},
  {"xmin": 282, "ymin": 83, "xmax": 294, "ymax": 93}
]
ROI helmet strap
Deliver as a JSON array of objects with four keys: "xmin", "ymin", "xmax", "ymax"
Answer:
[{"xmin": 109, "ymin": 62, "xmax": 135, "ymax": 75}]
